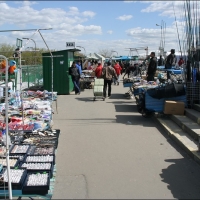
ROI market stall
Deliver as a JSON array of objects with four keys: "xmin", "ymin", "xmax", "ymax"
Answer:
[
  {"xmin": 0, "ymin": 54, "xmax": 59, "ymax": 199},
  {"xmin": 0, "ymin": 88, "xmax": 58, "ymax": 199},
  {"xmin": 80, "ymin": 70, "xmax": 95, "ymax": 90},
  {"xmin": 123, "ymin": 71, "xmax": 187, "ymax": 116}
]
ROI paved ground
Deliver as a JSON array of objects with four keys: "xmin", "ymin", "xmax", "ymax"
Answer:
[{"xmin": 52, "ymin": 79, "xmax": 200, "ymax": 199}]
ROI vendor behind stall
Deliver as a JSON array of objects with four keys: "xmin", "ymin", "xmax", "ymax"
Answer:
[
  {"xmin": 165, "ymin": 49, "xmax": 177, "ymax": 79},
  {"xmin": 146, "ymin": 52, "xmax": 157, "ymax": 82}
]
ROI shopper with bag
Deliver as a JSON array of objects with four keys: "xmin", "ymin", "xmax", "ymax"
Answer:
[
  {"xmin": 102, "ymin": 61, "xmax": 118, "ymax": 99},
  {"xmin": 69, "ymin": 61, "xmax": 81, "ymax": 95}
]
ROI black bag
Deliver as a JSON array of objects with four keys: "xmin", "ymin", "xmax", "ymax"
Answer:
[
  {"xmin": 165, "ymin": 83, "xmax": 185, "ymax": 98},
  {"xmin": 147, "ymin": 83, "xmax": 185, "ymax": 99}
]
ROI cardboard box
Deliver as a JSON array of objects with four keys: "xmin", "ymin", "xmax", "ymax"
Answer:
[{"xmin": 164, "ymin": 101, "xmax": 185, "ymax": 115}]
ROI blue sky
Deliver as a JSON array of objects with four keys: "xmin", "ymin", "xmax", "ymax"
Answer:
[{"xmin": 0, "ymin": 1, "xmax": 187, "ymax": 56}]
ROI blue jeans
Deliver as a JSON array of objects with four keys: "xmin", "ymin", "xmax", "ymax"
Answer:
[{"xmin": 72, "ymin": 79, "xmax": 80, "ymax": 94}]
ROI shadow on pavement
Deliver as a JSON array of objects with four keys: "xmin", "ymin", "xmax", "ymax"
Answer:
[
  {"xmin": 106, "ymin": 100, "xmax": 135, "ymax": 104},
  {"xmin": 114, "ymin": 104, "xmax": 138, "ymax": 113},
  {"xmin": 75, "ymin": 97, "xmax": 97, "ymax": 102},
  {"xmin": 108, "ymin": 93, "xmax": 128, "ymax": 99},
  {"xmin": 115, "ymin": 114, "xmax": 156, "ymax": 127},
  {"xmin": 160, "ymin": 158, "xmax": 200, "ymax": 199}
]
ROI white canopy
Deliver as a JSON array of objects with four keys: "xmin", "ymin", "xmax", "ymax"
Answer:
[
  {"xmin": 94, "ymin": 53, "xmax": 106, "ymax": 61},
  {"xmin": 86, "ymin": 53, "xmax": 99, "ymax": 60}
]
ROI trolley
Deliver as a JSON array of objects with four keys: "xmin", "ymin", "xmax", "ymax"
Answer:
[{"xmin": 93, "ymin": 78, "xmax": 104, "ymax": 101}]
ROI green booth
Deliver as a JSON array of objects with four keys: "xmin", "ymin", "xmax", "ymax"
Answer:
[{"xmin": 42, "ymin": 49, "xmax": 80, "ymax": 95}]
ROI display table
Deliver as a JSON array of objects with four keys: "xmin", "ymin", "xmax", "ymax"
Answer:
[{"xmin": 157, "ymin": 66, "xmax": 182, "ymax": 74}]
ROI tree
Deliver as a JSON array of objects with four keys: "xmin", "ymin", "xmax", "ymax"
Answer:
[
  {"xmin": 0, "ymin": 43, "xmax": 15, "ymax": 58},
  {"xmin": 0, "ymin": 43, "xmax": 50, "ymax": 65},
  {"xmin": 98, "ymin": 49, "xmax": 113, "ymax": 58}
]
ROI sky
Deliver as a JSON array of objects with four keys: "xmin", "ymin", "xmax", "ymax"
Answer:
[{"xmin": 0, "ymin": 0, "xmax": 188, "ymax": 57}]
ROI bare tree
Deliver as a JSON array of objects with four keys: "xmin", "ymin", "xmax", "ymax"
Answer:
[{"xmin": 98, "ymin": 49, "xmax": 113, "ymax": 58}]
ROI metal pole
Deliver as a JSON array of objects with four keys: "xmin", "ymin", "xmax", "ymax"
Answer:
[
  {"xmin": 0, "ymin": 55, "xmax": 12, "ymax": 199},
  {"xmin": 76, "ymin": 46, "xmax": 86, "ymax": 56},
  {"xmin": 22, "ymin": 38, "xmax": 36, "ymax": 65},
  {"xmin": 38, "ymin": 30, "xmax": 54, "ymax": 118}
]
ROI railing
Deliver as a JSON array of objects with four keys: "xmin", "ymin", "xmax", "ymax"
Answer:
[{"xmin": 21, "ymin": 65, "xmax": 43, "ymax": 90}]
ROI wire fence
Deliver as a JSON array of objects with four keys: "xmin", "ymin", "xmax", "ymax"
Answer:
[
  {"xmin": 186, "ymin": 82, "xmax": 200, "ymax": 108},
  {"xmin": 21, "ymin": 65, "xmax": 43, "ymax": 89}
]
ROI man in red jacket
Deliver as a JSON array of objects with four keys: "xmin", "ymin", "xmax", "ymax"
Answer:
[
  {"xmin": 94, "ymin": 61, "xmax": 103, "ymax": 78},
  {"xmin": 113, "ymin": 61, "xmax": 122, "ymax": 85}
]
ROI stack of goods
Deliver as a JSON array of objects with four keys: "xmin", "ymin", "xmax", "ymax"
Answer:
[
  {"xmin": 0, "ymin": 89, "xmax": 59, "ymax": 197},
  {"xmin": 0, "ymin": 129, "xmax": 60, "ymax": 196}
]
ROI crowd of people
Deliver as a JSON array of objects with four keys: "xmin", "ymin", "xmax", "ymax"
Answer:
[{"xmin": 69, "ymin": 49, "xmax": 185, "ymax": 98}]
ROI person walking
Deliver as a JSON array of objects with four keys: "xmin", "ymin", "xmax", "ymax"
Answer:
[
  {"xmin": 102, "ymin": 61, "xmax": 118, "ymax": 99},
  {"xmin": 94, "ymin": 61, "xmax": 103, "ymax": 78},
  {"xmin": 165, "ymin": 49, "xmax": 177, "ymax": 79},
  {"xmin": 69, "ymin": 61, "xmax": 81, "ymax": 95},
  {"xmin": 113, "ymin": 61, "xmax": 122, "ymax": 85},
  {"xmin": 146, "ymin": 52, "xmax": 157, "ymax": 82}
]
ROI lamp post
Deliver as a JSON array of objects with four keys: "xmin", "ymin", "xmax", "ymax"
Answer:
[
  {"xmin": 156, "ymin": 20, "xmax": 166, "ymax": 56},
  {"xmin": 156, "ymin": 23, "xmax": 163, "ymax": 55},
  {"xmin": 111, "ymin": 50, "xmax": 118, "ymax": 57},
  {"xmin": 76, "ymin": 46, "xmax": 86, "ymax": 57},
  {"xmin": 22, "ymin": 38, "xmax": 36, "ymax": 65}
]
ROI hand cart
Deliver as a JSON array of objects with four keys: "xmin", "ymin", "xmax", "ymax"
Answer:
[
  {"xmin": 123, "ymin": 81, "xmax": 134, "ymax": 99},
  {"xmin": 93, "ymin": 78, "xmax": 104, "ymax": 101}
]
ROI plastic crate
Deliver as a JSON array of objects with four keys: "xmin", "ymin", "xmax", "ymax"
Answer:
[
  {"xmin": 9, "ymin": 154, "xmax": 26, "ymax": 162},
  {"xmin": 22, "ymin": 172, "xmax": 50, "ymax": 195},
  {"xmin": 33, "ymin": 146, "xmax": 55, "ymax": 156},
  {"xmin": 25, "ymin": 155, "xmax": 55, "ymax": 165},
  {"xmin": 1, "ymin": 167, "xmax": 27, "ymax": 190},
  {"xmin": 0, "ymin": 157, "xmax": 20, "ymax": 168},
  {"xmin": 10, "ymin": 144, "xmax": 31, "ymax": 154},
  {"xmin": 20, "ymin": 162, "xmax": 54, "ymax": 178},
  {"xmin": 26, "ymin": 145, "xmax": 36, "ymax": 155}
]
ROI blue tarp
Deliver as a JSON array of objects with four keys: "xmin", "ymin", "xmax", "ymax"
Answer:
[{"xmin": 112, "ymin": 56, "xmax": 133, "ymax": 60}]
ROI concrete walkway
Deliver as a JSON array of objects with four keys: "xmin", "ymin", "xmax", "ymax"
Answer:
[{"xmin": 52, "ymin": 80, "xmax": 200, "ymax": 199}]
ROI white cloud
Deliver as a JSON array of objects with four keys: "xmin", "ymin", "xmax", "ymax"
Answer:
[
  {"xmin": 22, "ymin": 0, "xmax": 38, "ymax": 7},
  {"xmin": 124, "ymin": 1, "xmax": 136, "ymax": 3},
  {"xmin": 82, "ymin": 11, "xmax": 96, "ymax": 18},
  {"xmin": 141, "ymin": 1, "xmax": 185, "ymax": 19},
  {"xmin": 107, "ymin": 30, "xmax": 113, "ymax": 34},
  {"xmin": 117, "ymin": 15, "xmax": 133, "ymax": 21},
  {"xmin": 0, "ymin": 2, "xmax": 99, "ymax": 33},
  {"xmin": 67, "ymin": 6, "xmax": 79, "ymax": 16},
  {"xmin": 0, "ymin": 1, "xmax": 187, "ymax": 56},
  {"xmin": 125, "ymin": 24, "xmax": 184, "ymax": 54}
]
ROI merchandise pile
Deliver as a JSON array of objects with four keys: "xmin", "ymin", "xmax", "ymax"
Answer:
[{"xmin": 0, "ymin": 89, "xmax": 59, "ymax": 197}]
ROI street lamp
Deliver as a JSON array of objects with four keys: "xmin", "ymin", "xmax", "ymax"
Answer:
[
  {"xmin": 111, "ymin": 50, "xmax": 118, "ymax": 56},
  {"xmin": 22, "ymin": 37, "xmax": 36, "ymax": 64},
  {"xmin": 76, "ymin": 46, "xmax": 86, "ymax": 57},
  {"xmin": 156, "ymin": 21, "xmax": 166, "ymax": 56},
  {"xmin": 156, "ymin": 23, "xmax": 163, "ymax": 53}
]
